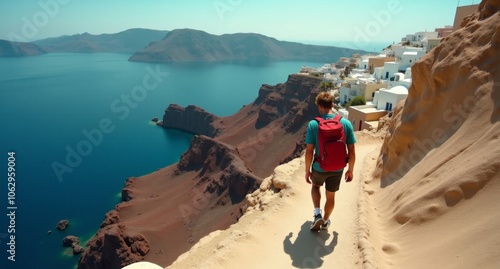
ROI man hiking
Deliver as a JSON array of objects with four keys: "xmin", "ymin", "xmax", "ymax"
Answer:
[{"xmin": 305, "ymin": 92, "xmax": 356, "ymax": 231}]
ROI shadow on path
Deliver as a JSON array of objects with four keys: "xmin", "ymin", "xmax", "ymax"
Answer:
[{"xmin": 283, "ymin": 221, "xmax": 339, "ymax": 268}]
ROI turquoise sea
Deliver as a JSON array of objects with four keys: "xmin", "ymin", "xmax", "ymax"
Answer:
[{"xmin": 0, "ymin": 53, "xmax": 322, "ymax": 269}]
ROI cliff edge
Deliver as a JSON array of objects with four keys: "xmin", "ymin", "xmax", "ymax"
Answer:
[
  {"xmin": 78, "ymin": 74, "xmax": 324, "ymax": 268},
  {"xmin": 118, "ymin": 2, "xmax": 500, "ymax": 269}
]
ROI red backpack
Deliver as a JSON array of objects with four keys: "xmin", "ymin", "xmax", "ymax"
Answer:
[{"xmin": 314, "ymin": 114, "xmax": 348, "ymax": 171}]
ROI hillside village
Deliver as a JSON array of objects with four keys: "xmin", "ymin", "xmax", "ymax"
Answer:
[{"xmin": 296, "ymin": 4, "xmax": 478, "ymax": 133}]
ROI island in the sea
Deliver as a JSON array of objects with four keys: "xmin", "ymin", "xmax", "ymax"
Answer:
[
  {"xmin": 0, "ymin": 39, "xmax": 46, "ymax": 57},
  {"xmin": 129, "ymin": 28, "xmax": 370, "ymax": 63}
]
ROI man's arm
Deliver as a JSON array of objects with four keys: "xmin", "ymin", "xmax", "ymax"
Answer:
[
  {"xmin": 305, "ymin": 144, "xmax": 315, "ymax": 183},
  {"xmin": 345, "ymin": 144, "xmax": 356, "ymax": 182}
]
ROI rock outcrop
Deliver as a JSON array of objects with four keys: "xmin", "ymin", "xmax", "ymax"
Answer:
[
  {"xmin": 73, "ymin": 244, "xmax": 85, "ymax": 255},
  {"xmin": 56, "ymin": 219, "xmax": 69, "ymax": 231},
  {"xmin": 78, "ymin": 225, "xmax": 149, "ymax": 269},
  {"xmin": 367, "ymin": 2, "xmax": 500, "ymax": 268},
  {"xmin": 62, "ymin": 235, "xmax": 86, "ymax": 256},
  {"xmin": 63, "ymin": 235, "xmax": 80, "ymax": 247},
  {"xmin": 161, "ymin": 104, "xmax": 221, "ymax": 137},
  {"xmin": 177, "ymin": 135, "xmax": 260, "ymax": 204},
  {"xmin": 376, "ymin": 3, "xmax": 500, "ymax": 185},
  {"xmin": 78, "ymin": 74, "xmax": 325, "ymax": 268}
]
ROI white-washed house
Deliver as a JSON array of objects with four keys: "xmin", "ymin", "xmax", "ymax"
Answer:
[
  {"xmin": 400, "ymin": 50, "xmax": 425, "ymax": 71},
  {"xmin": 375, "ymin": 86, "xmax": 409, "ymax": 111},
  {"xmin": 383, "ymin": 62, "xmax": 400, "ymax": 79},
  {"xmin": 388, "ymin": 72, "xmax": 412, "ymax": 89}
]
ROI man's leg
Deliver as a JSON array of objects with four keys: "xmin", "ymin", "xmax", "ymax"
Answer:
[
  {"xmin": 310, "ymin": 184, "xmax": 325, "ymax": 230},
  {"xmin": 323, "ymin": 190, "xmax": 336, "ymax": 221},
  {"xmin": 311, "ymin": 184, "xmax": 321, "ymax": 209}
]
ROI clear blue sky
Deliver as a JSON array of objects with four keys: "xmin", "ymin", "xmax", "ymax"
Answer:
[{"xmin": 0, "ymin": 0, "xmax": 480, "ymax": 50}]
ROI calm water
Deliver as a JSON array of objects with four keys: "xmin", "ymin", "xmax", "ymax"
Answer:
[{"xmin": 0, "ymin": 53, "xmax": 322, "ymax": 269}]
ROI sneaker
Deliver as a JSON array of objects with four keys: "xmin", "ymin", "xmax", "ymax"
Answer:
[
  {"xmin": 321, "ymin": 219, "xmax": 331, "ymax": 230},
  {"xmin": 310, "ymin": 214, "xmax": 325, "ymax": 231}
]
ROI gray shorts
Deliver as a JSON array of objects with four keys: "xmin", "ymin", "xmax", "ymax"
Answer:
[{"xmin": 311, "ymin": 169, "xmax": 343, "ymax": 192}]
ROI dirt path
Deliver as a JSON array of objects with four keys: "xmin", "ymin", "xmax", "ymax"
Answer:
[{"xmin": 161, "ymin": 138, "xmax": 382, "ymax": 269}]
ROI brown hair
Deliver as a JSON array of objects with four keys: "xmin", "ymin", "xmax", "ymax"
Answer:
[{"xmin": 315, "ymin": 92, "xmax": 333, "ymax": 109}]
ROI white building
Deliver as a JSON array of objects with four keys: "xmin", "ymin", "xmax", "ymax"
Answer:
[
  {"xmin": 359, "ymin": 59, "xmax": 369, "ymax": 70},
  {"xmin": 405, "ymin": 67, "xmax": 412, "ymax": 79},
  {"xmin": 402, "ymin": 31, "xmax": 439, "ymax": 46},
  {"xmin": 383, "ymin": 62, "xmax": 400, "ymax": 79},
  {"xmin": 373, "ymin": 67, "xmax": 385, "ymax": 80},
  {"xmin": 375, "ymin": 86, "xmax": 409, "ymax": 111},
  {"xmin": 351, "ymin": 68, "xmax": 367, "ymax": 75},
  {"xmin": 336, "ymin": 57, "xmax": 350, "ymax": 68},
  {"xmin": 389, "ymin": 44, "xmax": 425, "ymax": 62},
  {"xmin": 339, "ymin": 84, "xmax": 360, "ymax": 104},
  {"xmin": 324, "ymin": 73, "xmax": 340, "ymax": 82},
  {"xmin": 400, "ymin": 51, "xmax": 425, "ymax": 71},
  {"xmin": 317, "ymin": 64, "xmax": 338, "ymax": 74},
  {"xmin": 388, "ymin": 73, "xmax": 412, "ymax": 89}
]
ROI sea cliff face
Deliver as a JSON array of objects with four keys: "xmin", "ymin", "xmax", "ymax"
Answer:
[
  {"xmin": 77, "ymin": 74, "xmax": 324, "ymax": 268},
  {"xmin": 161, "ymin": 74, "xmax": 323, "ymax": 176},
  {"xmin": 161, "ymin": 104, "xmax": 221, "ymax": 137}
]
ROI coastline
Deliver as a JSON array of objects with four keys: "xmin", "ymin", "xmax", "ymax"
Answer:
[{"xmin": 77, "ymin": 74, "xmax": 326, "ymax": 267}]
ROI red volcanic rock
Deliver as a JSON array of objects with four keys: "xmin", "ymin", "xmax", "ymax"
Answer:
[
  {"xmin": 255, "ymin": 75, "xmax": 321, "ymax": 130},
  {"xmin": 100, "ymin": 210, "xmax": 120, "ymax": 228},
  {"xmin": 79, "ymin": 74, "xmax": 325, "ymax": 267},
  {"xmin": 177, "ymin": 135, "xmax": 260, "ymax": 203},
  {"xmin": 161, "ymin": 104, "xmax": 220, "ymax": 137},
  {"xmin": 122, "ymin": 187, "xmax": 134, "ymax": 202},
  {"xmin": 78, "ymin": 225, "xmax": 150, "ymax": 269}
]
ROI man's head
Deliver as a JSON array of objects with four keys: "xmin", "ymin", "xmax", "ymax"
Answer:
[{"xmin": 315, "ymin": 92, "xmax": 333, "ymax": 111}]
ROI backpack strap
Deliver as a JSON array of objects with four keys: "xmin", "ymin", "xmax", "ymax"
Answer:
[{"xmin": 315, "ymin": 114, "xmax": 342, "ymax": 122}]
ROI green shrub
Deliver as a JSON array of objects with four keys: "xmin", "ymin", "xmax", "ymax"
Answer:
[{"xmin": 344, "ymin": 96, "xmax": 366, "ymax": 109}]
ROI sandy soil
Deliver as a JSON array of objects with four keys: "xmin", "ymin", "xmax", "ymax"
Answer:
[{"xmin": 163, "ymin": 132, "xmax": 383, "ymax": 269}]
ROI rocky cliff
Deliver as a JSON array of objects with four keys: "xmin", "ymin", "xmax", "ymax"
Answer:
[
  {"xmin": 0, "ymin": 40, "xmax": 46, "ymax": 57},
  {"xmin": 367, "ymin": 1, "xmax": 500, "ymax": 268},
  {"xmin": 129, "ymin": 29, "xmax": 370, "ymax": 63},
  {"xmin": 78, "ymin": 74, "xmax": 324, "ymax": 268},
  {"xmin": 161, "ymin": 104, "xmax": 221, "ymax": 137}
]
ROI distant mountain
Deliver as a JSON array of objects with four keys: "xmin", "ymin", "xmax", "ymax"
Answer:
[
  {"xmin": 0, "ymin": 40, "xmax": 47, "ymax": 57},
  {"xmin": 129, "ymin": 29, "xmax": 371, "ymax": 63},
  {"xmin": 33, "ymin": 28, "xmax": 168, "ymax": 53}
]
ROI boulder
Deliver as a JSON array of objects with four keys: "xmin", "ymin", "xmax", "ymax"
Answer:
[
  {"xmin": 56, "ymin": 219, "xmax": 69, "ymax": 231},
  {"xmin": 72, "ymin": 244, "xmax": 85, "ymax": 255},
  {"xmin": 63, "ymin": 235, "xmax": 79, "ymax": 247}
]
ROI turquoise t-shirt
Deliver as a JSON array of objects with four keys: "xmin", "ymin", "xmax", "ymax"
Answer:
[{"xmin": 305, "ymin": 113, "xmax": 356, "ymax": 172}]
